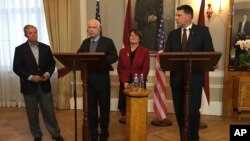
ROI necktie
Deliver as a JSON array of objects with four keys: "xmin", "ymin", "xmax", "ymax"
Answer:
[
  {"xmin": 182, "ymin": 28, "xmax": 187, "ymax": 50},
  {"xmin": 90, "ymin": 40, "xmax": 98, "ymax": 52}
]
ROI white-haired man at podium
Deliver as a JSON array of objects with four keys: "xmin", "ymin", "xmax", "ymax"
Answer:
[{"xmin": 78, "ymin": 19, "xmax": 118, "ymax": 141}]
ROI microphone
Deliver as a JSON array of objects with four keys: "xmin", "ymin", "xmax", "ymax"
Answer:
[
  {"xmin": 187, "ymin": 28, "xmax": 193, "ymax": 92},
  {"xmin": 72, "ymin": 49, "xmax": 79, "ymax": 83},
  {"xmin": 188, "ymin": 28, "xmax": 193, "ymax": 52}
]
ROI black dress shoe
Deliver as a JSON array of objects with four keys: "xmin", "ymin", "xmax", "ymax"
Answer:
[
  {"xmin": 118, "ymin": 116, "xmax": 126, "ymax": 124},
  {"xmin": 34, "ymin": 137, "xmax": 42, "ymax": 141},
  {"xmin": 199, "ymin": 120, "xmax": 208, "ymax": 129},
  {"xmin": 151, "ymin": 118, "xmax": 172, "ymax": 127},
  {"xmin": 52, "ymin": 136, "xmax": 64, "ymax": 141}
]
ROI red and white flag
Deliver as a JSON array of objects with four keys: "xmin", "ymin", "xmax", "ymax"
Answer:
[
  {"xmin": 198, "ymin": 0, "xmax": 210, "ymax": 111},
  {"xmin": 153, "ymin": 0, "xmax": 167, "ymax": 120},
  {"xmin": 122, "ymin": 0, "xmax": 132, "ymax": 48}
]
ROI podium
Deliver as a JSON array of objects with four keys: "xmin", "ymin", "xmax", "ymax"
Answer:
[
  {"xmin": 54, "ymin": 52, "xmax": 113, "ymax": 141},
  {"xmin": 123, "ymin": 88, "xmax": 151, "ymax": 141},
  {"xmin": 159, "ymin": 52, "xmax": 221, "ymax": 141}
]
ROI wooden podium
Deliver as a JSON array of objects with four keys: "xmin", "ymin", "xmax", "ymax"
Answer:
[
  {"xmin": 123, "ymin": 88, "xmax": 151, "ymax": 141},
  {"xmin": 159, "ymin": 52, "xmax": 221, "ymax": 141},
  {"xmin": 54, "ymin": 52, "xmax": 113, "ymax": 141}
]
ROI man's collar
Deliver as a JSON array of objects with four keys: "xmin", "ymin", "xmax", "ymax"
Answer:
[
  {"xmin": 91, "ymin": 35, "xmax": 100, "ymax": 42},
  {"xmin": 183, "ymin": 23, "xmax": 193, "ymax": 31},
  {"xmin": 28, "ymin": 41, "xmax": 38, "ymax": 47}
]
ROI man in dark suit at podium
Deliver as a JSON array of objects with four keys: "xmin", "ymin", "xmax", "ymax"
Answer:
[
  {"xmin": 78, "ymin": 19, "xmax": 118, "ymax": 141},
  {"xmin": 164, "ymin": 5, "xmax": 215, "ymax": 141}
]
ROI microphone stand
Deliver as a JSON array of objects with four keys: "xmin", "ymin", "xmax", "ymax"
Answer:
[
  {"xmin": 188, "ymin": 29, "xmax": 193, "ymax": 138},
  {"xmin": 72, "ymin": 53, "xmax": 78, "ymax": 141},
  {"xmin": 182, "ymin": 28, "xmax": 193, "ymax": 141}
]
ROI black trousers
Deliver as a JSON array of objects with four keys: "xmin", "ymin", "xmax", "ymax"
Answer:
[
  {"xmin": 118, "ymin": 83, "xmax": 126, "ymax": 115},
  {"xmin": 118, "ymin": 81, "xmax": 146, "ymax": 116},
  {"xmin": 171, "ymin": 85, "xmax": 202, "ymax": 141},
  {"xmin": 87, "ymin": 74, "xmax": 111, "ymax": 141}
]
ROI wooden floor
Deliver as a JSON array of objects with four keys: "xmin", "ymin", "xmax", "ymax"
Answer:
[{"xmin": 0, "ymin": 108, "xmax": 250, "ymax": 141}]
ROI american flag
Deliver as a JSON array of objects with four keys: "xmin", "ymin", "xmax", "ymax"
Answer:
[
  {"xmin": 95, "ymin": 0, "xmax": 102, "ymax": 35},
  {"xmin": 153, "ymin": 0, "xmax": 167, "ymax": 120}
]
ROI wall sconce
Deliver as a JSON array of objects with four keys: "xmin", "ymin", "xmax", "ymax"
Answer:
[
  {"xmin": 206, "ymin": 0, "xmax": 223, "ymax": 20},
  {"xmin": 206, "ymin": 3, "xmax": 213, "ymax": 20}
]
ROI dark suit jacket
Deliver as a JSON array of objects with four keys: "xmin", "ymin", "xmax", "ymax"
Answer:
[
  {"xmin": 78, "ymin": 36, "xmax": 118, "ymax": 86},
  {"xmin": 117, "ymin": 45, "xmax": 150, "ymax": 84},
  {"xmin": 165, "ymin": 24, "xmax": 215, "ymax": 88},
  {"xmin": 13, "ymin": 41, "xmax": 55, "ymax": 94},
  {"xmin": 238, "ymin": 20, "xmax": 250, "ymax": 36}
]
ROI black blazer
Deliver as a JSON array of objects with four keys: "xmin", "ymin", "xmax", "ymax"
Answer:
[
  {"xmin": 165, "ymin": 24, "xmax": 215, "ymax": 88},
  {"xmin": 13, "ymin": 41, "xmax": 55, "ymax": 94},
  {"xmin": 238, "ymin": 21, "xmax": 250, "ymax": 35},
  {"xmin": 78, "ymin": 36, "xmax": 118, "ymax": 86}
]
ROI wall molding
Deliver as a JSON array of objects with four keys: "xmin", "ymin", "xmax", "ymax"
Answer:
[
  {"xmin": 70, "ymin": 70, "xmax": 224, "ymax": 116},
  {"xmin": 110, "ymin": 69, "xmax": 224, "ymax": 77},
  {"xmin": 70, "ymin": 97, "xmax": 222, "ymax": 116}
]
